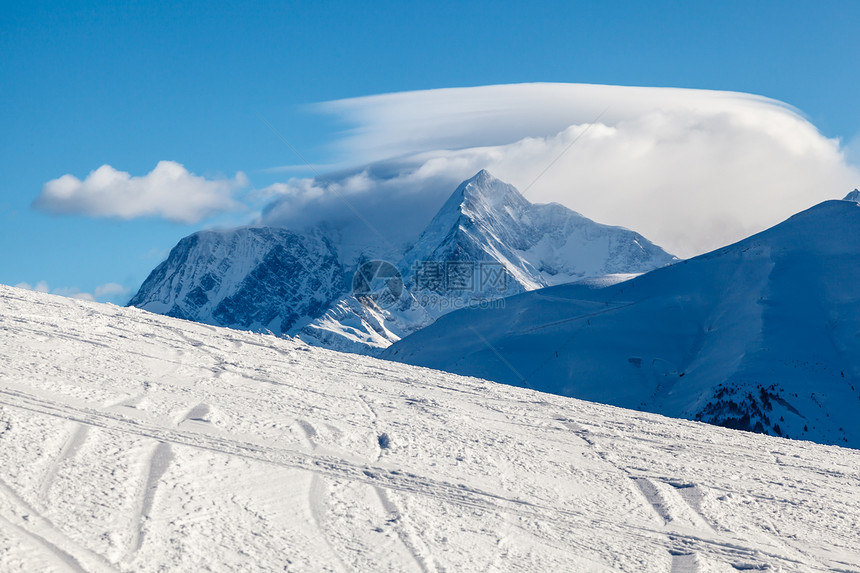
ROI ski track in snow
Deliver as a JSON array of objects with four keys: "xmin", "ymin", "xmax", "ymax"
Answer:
[
  {"xmin": 0, "ymin": 286, "xmax": 859, "ymax": 571},
  {"xmin": 125, "ymin": 441, "xmax": 174, "ymax": 559},
  {"xmin": 0, "ymin": 475, "xmax": 113, "ymax": 572},
  {"xmin": 0, "ymin": 388, "xmax": 827, "ymax": 571},
  {"xmin": 372, "ymin": 485, "xmax": 433, "ymax": 573},
  {"xmin": 306, "ymin": 473, "xmax": 349, "ymax": 573},
  {"xmin": 39, "ymin": 423, "xmax": 89, "ymax": 499},
  {"xmin": 0, "ymin": 512, "xmax": 82, "ymax": 573},
  {"xmin": 559, "ymin": 416, "xmax": 765, "ymax": 572}
]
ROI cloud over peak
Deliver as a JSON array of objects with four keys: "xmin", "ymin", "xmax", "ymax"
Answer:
[
  {"xmin": 264, "ymin": 83, "xmax": 859, "ymax": 258},
  {"xmin": 315, "ymin": 83, "xmax": 807, "ymax": 164},
  {"xmin": 34, "ymin": 161, "xmax": 248, "ymax": 224}
]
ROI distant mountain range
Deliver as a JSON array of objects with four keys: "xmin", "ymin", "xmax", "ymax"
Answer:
[
  {"xmin": 129, "ymin": 170, "xmax": 676, "ymax": 353},
  {"xmin": 384, "ymin": 191, "xmax": 860, "ymax": 448}
]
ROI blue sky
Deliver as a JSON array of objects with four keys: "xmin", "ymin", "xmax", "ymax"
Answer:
[{"xmin": 2, "ymin": 0, "xmax": 859, "ymax": 302}]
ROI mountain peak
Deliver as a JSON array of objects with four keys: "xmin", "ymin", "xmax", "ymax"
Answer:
[
  {"xmin": 466, "ymin": 168, "xmax": 495, "ymax": 186},
  {"xmin": 455, "ymin": 169, "xmax": 529, "ymax": 212},
  {"xmin": 459, "ymin": 169, "xmax": 506, "ymax": 195},
  {"xmin": 427, "ymin": 171, "xmax": 526, "ymax": 228},
  {"xmin": 843, "ymin": 189, "xmax": 860, "ymax": 202}
]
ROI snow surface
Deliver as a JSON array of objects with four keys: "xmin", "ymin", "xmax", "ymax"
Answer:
[
  {"xmin": 385, "ymin": 199, "xmax": 860, "ymax": 449},
  {"xmin": 1, "ymin": 284, "xmax": 859, "ymax": 571}
]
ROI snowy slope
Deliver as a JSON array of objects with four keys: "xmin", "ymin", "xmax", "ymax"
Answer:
[
  {"xmin": 1, "ymin": 285, "xmax": 859, "ymax": 572},
  {"xmin": 130, "ymin": 171, "xmax": 675, "ymax": 354},
  {"xmin": 385, "ymin": 198, "xmax": 860, "ymax": 449}
]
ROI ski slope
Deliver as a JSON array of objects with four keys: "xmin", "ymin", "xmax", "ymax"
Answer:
[{"xmin": 0, "ymin": 284, "xmax": 858, "ymax": 572}]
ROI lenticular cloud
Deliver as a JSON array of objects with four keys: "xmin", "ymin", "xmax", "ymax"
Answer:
[{"xmin": 265, "ymin": 83, "xmax": 859, "ymax": 258}]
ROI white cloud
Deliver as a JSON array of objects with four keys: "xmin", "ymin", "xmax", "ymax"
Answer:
[
  {"xmin": 15, "ymin": 281, "xmax": 50, "ymax": 293},
  {"xmin": 34, "ymin": 161, "xmax": 248, "ymax": 224},
  {"xmin": 93, "ymin": 282, "xmax": 129, "ymax": 299},
  {"xmin": 50, "ymin": 286, "xmax": 96, "ymax": 301},
  {"xmin": 266, "ymin": 83, "xmax": 859, "ymax": 258},
  {"xmin": 14, "ymin": 281, "xmax": 130, "ymax": 303}
]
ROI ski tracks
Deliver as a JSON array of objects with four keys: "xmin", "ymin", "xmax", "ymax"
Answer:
[
  {"xmin": 631, "ymin": 477, "xmax": 714, "ymax": 533},
  {"xmin": 372, "ymin": 486, "xmax": 436, "ymax": 573},
  {"xmin": 0, "ymin": 387, "xmax": 833, "ymax": 573},
  {"xmin": 0, "ymin": 512, "xmax": 83, "ymax": 573},
  {"xmin": 630, "ymin": 477, "xmax": 716, "ymax": 572},
  {"xmin": 0, "ymin": 476, "xmax": 114, "ymax": 572},
  {"xmin": 294, "ymin": 416, "xmax": 356, "ymax": 572},
  {"xmin": 302, "ymin": 397, "xmax": 434, "ymax": 573},
  {"xmin": 38, "ymin": 423, "xmax": 89, "ymax": 499},
  {"xmin": 39, "ymin": 394, "xmax": 145, "ymax": 500},
  {"xmin": 356, "ymin": 392, "xmax": 433, "ymax": 568},
  {"xmin": 123, "ymin": 441, "xmax": 174, "ymax": 561},
  {"xmin": 306, "ymin": 473, "xmax": 351, "ymax": 573},
  {"xmin": 553, "ymin": 413, "xmax": 818, "ymax": 572}
]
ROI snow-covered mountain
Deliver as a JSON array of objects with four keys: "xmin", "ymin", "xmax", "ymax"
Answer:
[
  {"xmin": 2, "ymin": 284, "xmax": 859, "ymax": 571},
  {"xmin": 130, "ymin": 171, "xmax": 675, "ymax": 353},
  {"xmin": 127, "ymin": 227, "xmax": 345, "ymax": 334},
  {"xmin": 399, "ymin": 169, "xmax": 674, "ymax": 294},
  {"xmin": 384, "ymin": 196, "xmax": 860, "ymax": 449}
]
